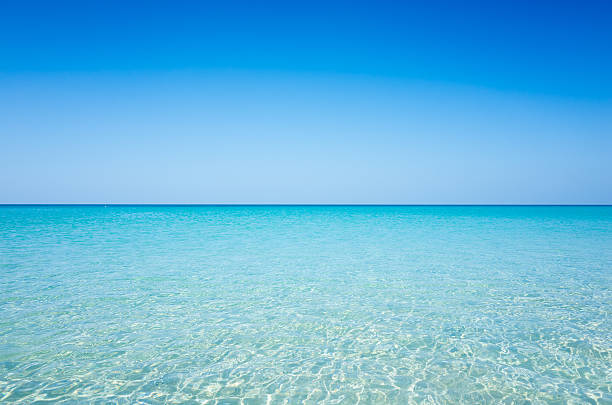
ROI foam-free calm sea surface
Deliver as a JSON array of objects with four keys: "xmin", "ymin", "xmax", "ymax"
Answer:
[{"xmin": 1, "ymin": 206, "xmax": 611, "ymax": 404}]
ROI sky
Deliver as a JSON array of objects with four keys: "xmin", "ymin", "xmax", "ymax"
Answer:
[{"xmin": 1, "ymin": 0, "xmax": 611, "ymax": 204}]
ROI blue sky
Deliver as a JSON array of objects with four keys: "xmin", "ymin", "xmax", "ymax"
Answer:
[{"xmin": 1, "ymin": 0, "xmax": 611, "ymax": 203}]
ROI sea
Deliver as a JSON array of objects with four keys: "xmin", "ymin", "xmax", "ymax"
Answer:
[{"xmin": 1, "ymin": 205, "xmax": 610, "ymax": 403}]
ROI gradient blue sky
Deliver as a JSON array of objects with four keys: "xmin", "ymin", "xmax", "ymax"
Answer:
[{"xmin": 1, "ymin": 0, "xmax": 611, "ymax": 204}]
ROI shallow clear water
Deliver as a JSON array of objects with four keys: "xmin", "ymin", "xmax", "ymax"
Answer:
[{"xmin": 0, "ymin": 205, "xmax": 611, "ymax": 404}]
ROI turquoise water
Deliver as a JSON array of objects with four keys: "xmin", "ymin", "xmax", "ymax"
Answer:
[{"xmin": 1, "ymin": 206, "xmax": 611, "ymax": 404}]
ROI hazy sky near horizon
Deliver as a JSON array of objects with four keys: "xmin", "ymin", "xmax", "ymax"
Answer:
[{"xmin": 1, "ymin": 0, "xmax": 611, "ymax": 204}]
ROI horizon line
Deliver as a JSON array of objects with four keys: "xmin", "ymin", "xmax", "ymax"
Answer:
[{"xmin": 1, "ymin": 204, "xmax": 611, "ymax": 207}]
